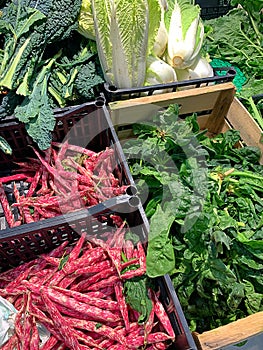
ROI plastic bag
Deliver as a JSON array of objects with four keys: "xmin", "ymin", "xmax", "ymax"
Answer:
[
  {"xmin": 0, "ymin": 296, "xmax": 50, "ymax": 347},
  {"xmin": 0, "ymin": 296, "xmax": 17, "ymax": 345}
]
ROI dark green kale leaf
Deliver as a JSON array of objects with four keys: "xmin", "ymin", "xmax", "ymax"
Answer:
[
  {"xmin": 0, "ymin": 91, "xmax": 23, "ymax": 119},
  {"xmin": 17, "ymin": 0, "xmax": 82, "ymax": 44},
  {"xmin": 0, "ymin": 0, "xmax": 82, "ymax": 94},
  {"xmin": 0, "ymin": 2, "xmax": 47, "ymax": 93},
  {"xmin": 48, "ymin": 35, "xmax": 104, "ymax": 106},
  {"xmin": 74, "ymin": 62, "xmax": 104, "ymax": 101},
  {"xmin": 14, "ymin": 56, "xmax": 57, "ymax": 150}
]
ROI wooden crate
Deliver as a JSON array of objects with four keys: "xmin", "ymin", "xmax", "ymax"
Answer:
[
  {"xmin": 108, "ymin": 82, "xmax": 263, "ymax": 349},
  {"xmin": 108, "ymin": 82, "xmax": 263, "ymax": 164},
  {"xmin": 227, "ymin": 97, "xmax": 263, "ymax": 164},
  {"xmin": 192, "ymin": 312, "xmax": 263, "ymax": 350}
]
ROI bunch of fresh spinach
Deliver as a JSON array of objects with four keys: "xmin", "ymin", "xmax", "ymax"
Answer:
[
  {"xmin": 123, "ymin": 104, "xmax": 263, "ymax": 332},
  {"xmin": 203, "ymin": 0, "xmax": 263, "ymax": 128}
]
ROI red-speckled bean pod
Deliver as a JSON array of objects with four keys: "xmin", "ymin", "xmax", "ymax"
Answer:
[
  {"xmin": 43, "ymin": 286, "xmax": 121, "ymax": 323},
  {"xmin": 30, "ymin": 316, "xmax": 40, "ymax": 350},
  {"xmin": 127, "ymin": 332, "xmax": 173, "ymax": 347},
  {"xmin": 73, "ymin": 265, "xmax": 117, "ymax": 292},
  {"xmin": 65, "ymin": 317, "xmax": 127, "ymax": 347},
  {"xmin": 0, "ymin": 182, "xmax": 15, "ymax": 227},
  {"xmin": 41, "ymin": 290, "xmax": 82, "ymax": 350},
  {"xmin": 0, "ymin": 334, "xmax": 19, "ymax": 349},
  {"xmin": 114, "ymin": 281, "xmax": 130, "ymax": 331},
  {"xmin": 52, "ymin": 285, "xmax": 119, "ymax": 311},
  {"xmin": 150, "ymin": 289, "xmax": 175, "ymax": 339},
  {"xmin": 87, "ymin": 275, "xmax": 120, "ymax": 292},
  {"xmin": 27, "ymin": 168, "xmax": 42, "ymax": 197},
  {"xmin": 39, "ymin": 335, "xmax": 59, "ymax": 350}
]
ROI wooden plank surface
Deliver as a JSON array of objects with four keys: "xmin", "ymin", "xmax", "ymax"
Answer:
[
  {"xmin": 226, "ymin": 97, "xmax": 263, "ymax": 164},
  {"xmin": 193, "ymin": 312, "xmax": 263, "ymax": 350},
  {"xmin": 109, "ymin": 83, "xmax": 236, "ymax": 128},
  {"xmin": 205, "ymin": 86, "xmax": 235, "ymax": 134}
]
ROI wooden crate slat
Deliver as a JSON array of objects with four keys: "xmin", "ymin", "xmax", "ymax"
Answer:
[
  {"xmin": 193, "ymin": 312, "xmax": 263, "ymax": 350},
  {"xmin": 226, "ymin": 97, "xmax": 263, "ymax": 164},
  {"xmin": 109, "ymin": 82, "xmax": 236, "ymax": 130}
]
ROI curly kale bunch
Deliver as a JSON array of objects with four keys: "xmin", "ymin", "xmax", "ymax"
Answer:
[{"xmin": 0, "ymin": 0, "xmax": 104, "ymax": 150}]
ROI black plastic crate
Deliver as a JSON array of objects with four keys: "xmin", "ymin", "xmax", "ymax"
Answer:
[
  {"xmin": 253, "ymin": 93, "xmax": 263, "ymax": 117},
  {"xmin": 103, "ymin": 66, "xmax": 236, "ymax": 102},
  {"xmin": 0, "ymin": 194, "xmax": 197, "ymax": 349},
  {"xmin": 0, "ymin": 97, "xmax": 136, "ymax": 232},
  {"xmin": 0, "ymin": 195, "xmax": 144, "ymax": 271},
  {"xmin": 252, "ymin": 93, "xmax": 263, "ymax": 104},
  {"xmin": 0, "ymin": 97, "xmax": 106, "ymax": 167},
  {"xmin": 158, "ymin": 274, "xmax": 198, "ymax": 350},
  {"xmin": 195, "ymin": 0, "xmax": 232, "ymax": 20}
]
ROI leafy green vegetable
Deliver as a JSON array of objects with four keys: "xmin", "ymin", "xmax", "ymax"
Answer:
[
  {"xmin": 0, "ymin": 91, "xmax": 23, "ymax": 119},
  {"xmin": 14, "ymin": 54, "xmax": 58, "ymax": 150},
  {"xmin": 204, "ymin": 7, "xmax": 263, "ymax": 79},
  {"xmin": 0, "ymin": 1, "xmax": 104, "ymax": 150},
  {"xmin": 124, "ymin": 274, "xmax": 153, "ymax": 324},
  {"xmin": 203, "ymin": 3, "xmax": 263, "ymax": 126},
  {"xmin": 91, "ymin": 0, "xmax": 161, "ymax": 88},
  {"xmin": 0, "ymin": 0, "xmax": 83, "ymax": 92},
  {"xmin": 0, "ymin": 136, "xmax": 12, "ymax": 155},
  {"xmin": 77, "ymin": 0, "xmax": 96, "ymax": 40},
  {"xmin": 146, "ymin": 205, "xmax": 175, "ymax": 277},
  {"xmin": 123, "ymin": 104, "xmax": 263, "ymax": 332},
  {"xmin": 48, "ymin": 36, "xmax": 103, "ymax": 107},
  {"xmin": 0, "ymin": 2, "xmax": 47, "ymax": 93},
  {"xmin": 165, "ymin": 0, "xmax": 204, "ymax": 69},
  {"xmin": 74, "ymin": 62, "xmax": 104, "ymax": 100},
  {"xmin": 231, "ymin": 0, "xmax": 263, "ymax": 42}
]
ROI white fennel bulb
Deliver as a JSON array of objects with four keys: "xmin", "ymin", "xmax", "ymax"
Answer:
[
  {"xmin": 165, "ymin": 0, "xmax": 204, "ymax": 69},
  {"xmin": 188, "ymin": 56, "xmax": 214, "ymax": 79},
  {"xmin": 145, "ymin": 55, "xmax": 177, "ymax": 93},
  {"xmin": 175, "ymin": 55, "xmax": 214, "ymax": 90},
  {"xmin": 152, "ymin": 0, "xmax": 169, "ymax": 57}
]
